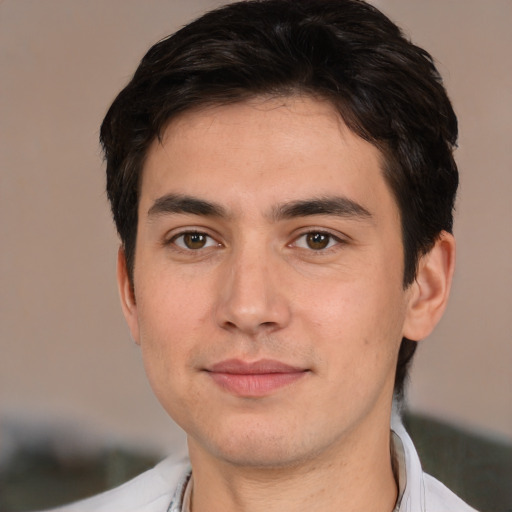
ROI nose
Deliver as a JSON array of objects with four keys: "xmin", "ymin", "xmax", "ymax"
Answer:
[{"xmin": 215, "ymin": 244, "xmax": 291, "ymax": 336}]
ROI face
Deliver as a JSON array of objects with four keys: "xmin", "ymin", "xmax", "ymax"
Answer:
[{"xmin": 120, "ymin": 96, "xmax": 419, "ymax": 469}]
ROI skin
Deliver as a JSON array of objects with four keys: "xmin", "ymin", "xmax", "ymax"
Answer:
[{"xmin": 118, "ymin": 95, "xmax": 455, "ymax": 512}]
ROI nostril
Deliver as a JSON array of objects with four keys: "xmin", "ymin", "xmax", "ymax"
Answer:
[
  {"xmin": 220, "ymin": 318, "xmax": 281, "ymax": 335},
  {"xmin": 224, "ymin": 321, "xmax": 237, "ymax": 329}
]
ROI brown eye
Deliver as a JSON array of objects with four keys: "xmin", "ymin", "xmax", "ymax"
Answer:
[
  {"xmin": 305, "ymin": 232, "xmax": 331, "ymax": 250},
  {"xmin": 183, "ymin": 233, "xmax": 208, "ymax": 249},
  {"xmin": 172, "ymin": 232, "xmax": 218, "ymax": 250}
]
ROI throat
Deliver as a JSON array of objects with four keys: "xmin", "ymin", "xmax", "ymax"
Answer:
[{"xmin": 186, "ymin": 435, "xmax": 399, "ymax": 512}]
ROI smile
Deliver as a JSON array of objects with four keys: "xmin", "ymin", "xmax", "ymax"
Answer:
[{"xmin": 205, "ymin": 359, "xmax": 309, "ymax": 397}]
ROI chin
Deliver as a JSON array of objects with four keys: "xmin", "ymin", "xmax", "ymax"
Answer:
[
  {"xmin": 191, "ymin": 422, "xmax": 329, "ymax": 470},
  {"xmin": 216, "ymin": 445, "xmax": 307, "ymax": 470}
]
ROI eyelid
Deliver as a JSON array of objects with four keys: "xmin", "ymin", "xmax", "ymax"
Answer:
[
  {"xmin": 162, "ymin": 225, "xmax": 349, "ymax": 252},
  {"xmin": 165, "ymin": 228, "xmax": 223, "ymax": 250},
  {"xmin": 289, "ymin": 228, "xmax": 348, "ymax": 250}
]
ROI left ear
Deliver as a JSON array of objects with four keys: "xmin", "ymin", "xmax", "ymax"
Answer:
[{"xmin": 403, "ymin": 231, "xmax": 456, "ymax": 341}]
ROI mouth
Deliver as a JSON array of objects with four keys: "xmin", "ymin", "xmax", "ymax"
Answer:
[{"xmin": 204, "ymin": 359, "xmax": 309, "ymax": 397}]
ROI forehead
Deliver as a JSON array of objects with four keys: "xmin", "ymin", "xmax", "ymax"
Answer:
[
  {"xmin": 140, "ymin": 95, "xmax": 396, "ymax": 219},
  {"xmin": 156, "ymin": 95, "xmax": 363, "ymax": 159}
]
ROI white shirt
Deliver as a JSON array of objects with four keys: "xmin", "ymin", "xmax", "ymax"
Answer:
[{"xmin": 45, "ymin": 421, "xmax": 477, "ymax": 512}]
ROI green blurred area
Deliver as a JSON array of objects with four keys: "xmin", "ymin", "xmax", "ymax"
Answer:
[
  {"xmin": 0, "ymin": 448, "xmax": 160, "ymax": 512},
  {"xmin": 403, "ymin": 413, "xmax": 512, "ymax": 512},
  {"xmin": 1, "ymin": 413, "xmax": 511, "ymax": 512}
]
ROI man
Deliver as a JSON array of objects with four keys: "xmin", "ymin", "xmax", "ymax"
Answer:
[{"xmin": 47, "ymin": 1, "xmax": 475, "ymax": 511}]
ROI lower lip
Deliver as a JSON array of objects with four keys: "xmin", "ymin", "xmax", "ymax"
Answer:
[{"xmin": 208, "ymin": 371, "xmax": 307, "ymax": 397}]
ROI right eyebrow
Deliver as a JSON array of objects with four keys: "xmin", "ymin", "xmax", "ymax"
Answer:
[{"xmin": 147, "ymin": 194, "xmax": 228, "ymax": 219}]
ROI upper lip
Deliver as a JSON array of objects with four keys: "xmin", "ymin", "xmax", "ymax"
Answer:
[{"xmin": 207, "ymin": 358, "xmax": 306, "ymax": 374}]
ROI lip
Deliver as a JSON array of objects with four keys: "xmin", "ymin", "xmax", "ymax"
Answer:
[{"xmin": 205, "ymin": 359, "xmax": 308, "ymax": 397}]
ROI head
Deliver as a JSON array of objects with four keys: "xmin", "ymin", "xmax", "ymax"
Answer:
[{"xmin": 101, "ymin": 0, "xmax": 458, "ymax": 402}]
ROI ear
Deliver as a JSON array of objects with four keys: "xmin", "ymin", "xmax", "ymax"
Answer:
[
  {"xmin": 117, "ymin": 246, "xmax": 140, "ymax": 345},
  {"xmin": 403, "ymin": 231, "xmax": 456, "ymax": 341}
]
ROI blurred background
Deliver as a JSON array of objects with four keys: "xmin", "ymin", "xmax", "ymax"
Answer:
[{"xmin": 1, "ymin": 1, "xmax": 511, "ymax": 511}]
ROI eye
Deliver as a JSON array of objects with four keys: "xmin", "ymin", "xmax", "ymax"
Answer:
[
  {"xmin": 172, "ymin": 231, "xmax": 219, "ymax": 250},
  {"xmin": 293, "ymin": 231, "xmax": 340, "ymax": 251}
]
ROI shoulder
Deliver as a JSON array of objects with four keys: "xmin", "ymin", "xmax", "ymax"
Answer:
[
  {"xmin": 42, "ymin": 452, "xmax": 190, "ymax": 512},
  {"xmin": 423, "ymin": 473, "xmax": 478, "ymax": 512}
]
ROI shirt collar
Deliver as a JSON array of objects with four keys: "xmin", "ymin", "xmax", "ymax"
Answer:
[
  {"xmin": 392, "ymin": 430, "xmax": 408, "ymax": 512},
  {"xmin": 167, "ymin": 470, "xmax": 191, "ymax": 512}
]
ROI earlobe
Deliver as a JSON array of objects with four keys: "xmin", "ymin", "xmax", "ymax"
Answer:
[
  {"xmin": 117, "ymin": 247, "xmax": 140, "ymax": 345},
  {"xmin": 403, "ymin": 231, "xmax": 456, "ymax": 342}
]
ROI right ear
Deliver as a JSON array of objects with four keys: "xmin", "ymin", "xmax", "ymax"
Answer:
[{"xmin": 117, "ymin": 247, "xmax": 140, "ymax": 345}]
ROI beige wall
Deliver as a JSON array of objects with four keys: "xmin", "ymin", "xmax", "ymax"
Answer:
[{"xmin": 1, "ymin": 0, "xmax": 511, "ymax": 454}]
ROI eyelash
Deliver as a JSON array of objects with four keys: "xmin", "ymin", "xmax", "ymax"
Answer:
[
  {"xmin": 168, "ymin": 230, "xmax": 221, "ymax": 251},
  {"xmin": 290, "ymin": 230, "xmax": 345, "ymax": 252},
  {"xmin": 166, "ymin": 229, "xmax": 345, "ymax": 253}
]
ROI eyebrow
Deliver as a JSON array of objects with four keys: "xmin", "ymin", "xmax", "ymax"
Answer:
[
  {"xmin": 271, "ymin": 196, "xmax": 372, "ymax": 221},
  {"xmin": 147, "ymin": 193, "xmax": 372, "ymax": 223},
  {"xmin": 147, "ymin": 194, "xmax": 228, "ymax": 219}
]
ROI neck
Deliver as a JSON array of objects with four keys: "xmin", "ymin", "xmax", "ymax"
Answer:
[{"xmin": 187, "ymin": 421, "xmax": 398, "ymax": 512}]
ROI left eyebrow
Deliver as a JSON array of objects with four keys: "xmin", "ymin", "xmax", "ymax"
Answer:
[{"xmin": 270, "ymin": 196, "xmax": 373, "ymax": 222}]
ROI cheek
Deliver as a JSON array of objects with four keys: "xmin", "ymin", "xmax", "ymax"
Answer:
[
  {"xmin": 137, "ymin": 263, "xmax": 212, "ymax": 332},
  {"xmin": 299, "ymin": 268, "xmax": 406, "ymax": 375},
  {"xmin": 134, "ymin": 276, "xmax": 208, "ymax": 379},
  {"xmin": 136, "ymin": 294, "xmax": 199, "ymax": 424},
  {"xmin": 134, "ymin": 280, "xmax": 219, "ymax": 431}
]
